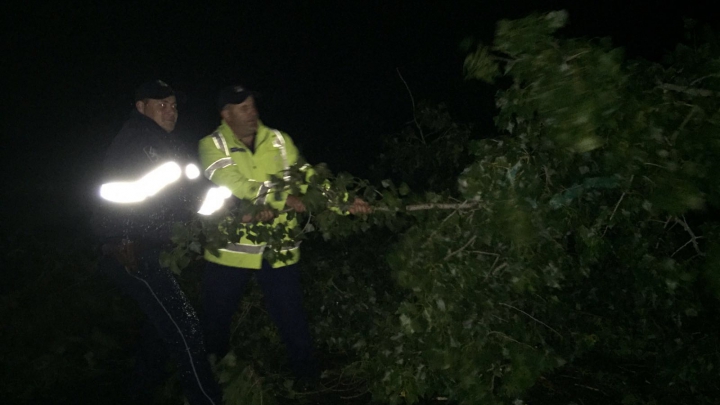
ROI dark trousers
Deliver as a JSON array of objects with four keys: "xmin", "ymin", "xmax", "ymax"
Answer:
[
  {"xmin": 98, "ymin": 248, "xmax": 222, "ymax": 405},
  {"xmin": 202, "ymin": 260, "xmax": 319, "ymax": 381}
]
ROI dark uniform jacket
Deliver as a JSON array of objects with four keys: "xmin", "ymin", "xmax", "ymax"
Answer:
[{"xmin": 92, "ymin": 110, "xmax": 204, "ymax": 246}]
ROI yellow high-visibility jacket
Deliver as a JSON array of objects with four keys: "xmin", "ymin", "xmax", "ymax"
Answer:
[{"xmin": 198, "ymin": 120, "xmax": 309, "ymax": 269}]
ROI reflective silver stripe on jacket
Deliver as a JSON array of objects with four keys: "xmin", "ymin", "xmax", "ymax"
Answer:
[
  {"xmin": 219, "ymin": 242, "xmax": 301, "ymax": 255},
  {"xmin": 271, "ymin": 130, "xmax": 290, "ymax": 181},
  {"xmin": 211, "ymin": 131, "xmax": 230, "ymax": 156},
  {"xmin": 255, "ymin": 180, "xmax": 274, "ymax": 205},
  {"xmin": 204, "ymin": 157, "xmax": 234, "ymax": 180}
]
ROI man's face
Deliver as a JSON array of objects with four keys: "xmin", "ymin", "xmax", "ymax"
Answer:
[
  {"xmin": 222, "ymin": 96, "xmax": 259, "ymax": 138},
  {"xmin": 136, "ymin": 95, "xmax": 178, "ymax": 132}
]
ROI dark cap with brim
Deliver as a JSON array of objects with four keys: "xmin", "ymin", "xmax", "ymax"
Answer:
[
  {"xmin": 217, "ymin": 85, "xmax": 255, "ymax": 111},
  {"xmin": 134, "ymin": 80, "xmax": 176, "ymax": 101}
]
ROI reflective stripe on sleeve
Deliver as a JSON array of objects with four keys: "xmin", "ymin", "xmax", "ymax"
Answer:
[
  {"xmin": 271, "ymin": 130, "xmax": 291, "ymax": 181},
  {"xmin": 219, "ymin": 242, "xmax": 301, "ymax": 255},
  {"xmin": 255, "ymin": 181, "xmax": 274, "ymax": 205},
  {"xmin": 100, "ymin": 161, "xmax": 182, "ymax": 203},
  {"xmin": 204, "ymin": 157, "xmax": 235, "ymax": 180},
  {"xmin": 211, "ymin": 132, "xmax": 230, "ymax": 156}
]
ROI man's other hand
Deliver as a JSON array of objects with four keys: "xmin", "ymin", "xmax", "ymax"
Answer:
[
  {"xmin": 285, "ymin": 195, "xmax": 306, "ymax": 213},
  {"xmin": 256, "ymin": 209, "xmax": 275, "ymax": 222},
  {"xmin": 241, "ymin": 209, "xmax": 275, "ymax": 223},
  {"xmin": 348, "ymin": 197, "xmax": 372, "ymax": 215}
]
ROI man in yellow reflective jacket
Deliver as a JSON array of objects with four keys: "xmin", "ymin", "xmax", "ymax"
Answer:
[{"xmin": 198, "ymin": 85, "xmax": 370, "ymax": 385}]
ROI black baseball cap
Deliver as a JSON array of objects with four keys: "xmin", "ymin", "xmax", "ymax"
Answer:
[
  {"xmin": 217, "ymin": 85, "xmax": 255, "ymax": 111},
  {"xmin": 134, "ymin": 80, "xmax": 176, "ymax": 101}
]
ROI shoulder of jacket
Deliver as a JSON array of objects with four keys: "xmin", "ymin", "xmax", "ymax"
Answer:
[
  {"xmin": 202, "ymin": 129, "xmax": 231, "ymax": 156},
  {"xmin": 263, "ymin": 126, "xmax": 291, "ymax": 141},
  {"xmin": 200, "ymin": 130, "xmax": 222, "ymax": 142}
]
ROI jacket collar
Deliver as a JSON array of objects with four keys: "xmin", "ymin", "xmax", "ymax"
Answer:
[
  {"xmin": 128, "ymin": 109, "xmax": 172, "ymax": 138},
  {"xmin": 218, "ymin": 119, "xmax": 271, "ymax": 149}
]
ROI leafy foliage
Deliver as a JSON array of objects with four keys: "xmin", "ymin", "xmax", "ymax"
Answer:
[{"xmin": 364, "ymin": 10, "xmax": 720, "ymax": 404}]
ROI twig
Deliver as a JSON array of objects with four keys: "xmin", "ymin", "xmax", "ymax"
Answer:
[
  {"xmin": 421, "ymin": 209, "xmax": 460, "ymax": 248},
  {"xmin": 486, "ymin": 331, "xmax": 536, "ymax": 350},
  {"xmin": 300, "ymin": 211, "xmax": 314, "ymax": 233},
  {"xmin": 670, "ymin": 105, "xmax": 698, "ymax": 143},
  {"xmin": 602, "ymin": 175, "xmax": 633, "ymax": 237},
  {"xmin": 444, "ymin": 235, "xmax": 477, "ymax": 260},
  {"xmin": 469, "ymin": 250, "xmax": 500, "ymax": 257},
  {"xmin": 543, "ymin": 165, "xmax": 554, "ymax": 188},
  {"xmin": 672, "ymin": 238, "xmax": 700, "ymax": 258},
  {"xmin": 565, "ymin": 49, "xmax": 591, "ymax": 62},
  {"xmin": 330, "ymin": 279, "xmax": 348, "ymax": 295},
  {"xmin": 490, "ymin": 314, "xmax": 509, "ymax": 323},
  {"xmin": 690, "ymin": 73, "xmax": 720, "ymax": 86},
  {"xmin": 340, "ymin": 389, "xmax": 371, "ymax": 400},
  {"xmin": 499, "ymin": 303, "xmax": 563, "ymax": 338},
  {"xmin": 672, "ymin": 216, "xmax": 705, "ymax": 257},
  {"xmin": 405, "ymin": 202, "xmax": 479, "ymax": 211},
  {"xmin": 602, "ymin": 192, "xmax": 625, "ymax": 237},
  {"xmin": 574, "ymin": 383, "xmax": 607, "ymax": 395},
  {"xmin": 396, "ymin": 67, "xmax": 426, "ymax": 144},
  {"xmin": 373, "ymin": 201, "xmax": 480, "ymax": 212},
  {"xmin": 658, "ymin": 83, "xmax": 716, "ymax": 97},
  {"xmin": 490, "ymin": 262, "xmax": 507, "ymax": 277},
  {"xmin": 663, "ymin": 216, "xmax": 673, "ymax": 229}
]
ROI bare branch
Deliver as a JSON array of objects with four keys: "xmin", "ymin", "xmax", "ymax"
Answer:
[
  {"xmin": 469, "ymin": 250, "xmax": 500, "ymax": 257},
  {"xmin": 373, "ymin": 201, "xmax": 480, "ymax": 212},
  {"xmin": 564, "ymin": 49, "xmax": 591, "ymax": 62},
  {"xmin": 658, "ymin": 83, "xmax": 716, "ymax": 97},
  {"xmin": 487, "ymin": 331, "xmax": 536, "ymax": 350},
  {"xmin": 690, "ymin": 73, "xmax": 720, "ymax": 86},
  {"xmin": 500, "ymin": 302, "xmax": 563, "ymax": 338},
  {"xmin": 671, "ymin": 105, "xmax": 698, "ymax": 143},
  {"xmin": 405, "ymin": 202, "xmax": 479, "ymax": 211},
  {"xmin": 396, "ymin": 68, "xmax": 426, "ymax": 144},
  {"xmin": 672, "ymin": 216, "xmax": 705, "ymax": 257},
  {"xmin": 602, "ymin": 175, "xmax": 633, "ymax": 237},
  {"xmin": 602, "ymin": 192, "xmax": 626, "ymax": 237},
  {"xmin": 421, "ymin": 209, "xmax": 460, "ymax": 248},
  {"xmin": 444, "ymin": 235, "xmax": 477, "ymax": 261}
]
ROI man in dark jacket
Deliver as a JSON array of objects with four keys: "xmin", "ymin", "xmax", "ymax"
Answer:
[{"xmin": 94, "ymin": 80, "xmax": 222, "ymax": 405}]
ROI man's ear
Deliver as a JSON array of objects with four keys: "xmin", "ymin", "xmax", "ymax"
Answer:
[
  {"xmin": 135, "ymin": 100, "xmax": 146, "ymax": 114},
  {"xmin": 220, "ymin": 108, "xmax": 229, "ymax": 121}
]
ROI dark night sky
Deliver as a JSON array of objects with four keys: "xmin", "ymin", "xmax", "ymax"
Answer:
[{"xmin": 1, "ymin": 0, "xmax": 717, "ymax": 233}]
